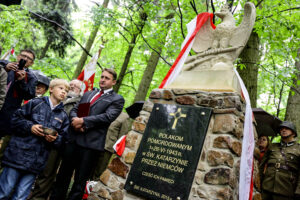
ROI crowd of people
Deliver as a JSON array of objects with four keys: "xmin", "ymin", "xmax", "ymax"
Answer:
[
  {"xmin": 0, "ymin": 49, "xmax": 130, "ymax": 200},
  {"xmin": 0, "ymin": 49, "xmax": 299, "ymax": 200}
]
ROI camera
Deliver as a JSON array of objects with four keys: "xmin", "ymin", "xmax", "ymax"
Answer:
[{"xmin": 18, "ymin": 59, "xmax": 26, "ymax": 70}]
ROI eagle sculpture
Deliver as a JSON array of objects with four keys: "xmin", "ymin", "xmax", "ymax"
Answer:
[{"xmin": 183, "ymin": 2, "xmax": 256, "ymax": 71}]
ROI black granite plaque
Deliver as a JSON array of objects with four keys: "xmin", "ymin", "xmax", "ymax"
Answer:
[{"xmin": 125, "ymin": 103, "xmax": 212, "ymax": 200}]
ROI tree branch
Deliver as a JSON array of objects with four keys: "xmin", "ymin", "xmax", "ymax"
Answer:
[
  {"xmin": 238, "ymin": 61, "xmax": 300, "ymax": 95},
  {"xmin": 255, "ymin": 0, "xmax": 264, "ymax": 8},
  {"xmin": 190, "ymin": 0, "xmax": 198, "ymax": 15},
  {"xmin": 256, "ymin": 7, "xmax": 300, "ymax": 21},
  {"xmin": 177, "ymin": 0, "xmax": 185, "ymax": 39},
  {"xmin": 27, "ymin": 9, "xmax": 103, "ymax": 69},
  {"xmin": 118, "ymin": 31, "xmax": 130, "ymax": 44},
  {"xmin": 140, "ymin": 32, "xmax": 172, "ymax": 66},
  {"xmin": 211, "ymin": 0, "xmax": 215, "ymax": 23}
]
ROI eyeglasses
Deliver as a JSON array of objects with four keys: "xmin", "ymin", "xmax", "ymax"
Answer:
[
  {"xmin": 20, "ymin": 54, "xmax": 34, "ymax": 62},
  {"xmin": 70, "ymin": 84, "xmax": 81, "ymax": 90}
]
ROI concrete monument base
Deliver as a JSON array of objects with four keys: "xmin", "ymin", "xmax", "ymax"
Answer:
[{"xmin": 166, "ymin": 69, "xmax": 241, "ymax": 93}]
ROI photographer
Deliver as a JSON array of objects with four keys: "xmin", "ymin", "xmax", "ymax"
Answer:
[{"xmin": 0, "ymin": 49, "xmax": 37, "ymax": 138}]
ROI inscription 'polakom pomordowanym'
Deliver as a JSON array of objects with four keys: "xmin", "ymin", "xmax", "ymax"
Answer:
[{"xmin": 125, "ymin": 103, "xmax": 212, "ymax": 200}]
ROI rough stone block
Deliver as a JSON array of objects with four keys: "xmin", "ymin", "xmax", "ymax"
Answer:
[
  {"xmin": 107, "ymin": 176, "xmax": 121, "ymax": 190},
  {"xmin": 100, "ymin": 169, "xmax": 111, "ymax": 186},
  {"xmin": 132, "ymin": 121, "xmax": 146, "ymax": 133},
  {"xmin": 175, "ymin": 95, "xmax": 195, "ymax": 105},
  {"xmin": 125, "ymin": 131, "xmax": 142, "ymax": 151},
  {"xmin": 124, "ymin": 151, "xmax": 136, "ymax": 164},
  {"xmin": 216, "ymin": 187, "xmax": 233, "ymax": 200},
  {"xmin": 111, "ymin": 190, "xmax": 123, "ymax": 200},
  {"xmin": 231, "ymin": 141, "xmax": 242, "ymax": 156},
  {"xmin": 87, "ymin": 193, "xmax": 101, "ymax": 200},
  {"xmin": 162, "ymin": 89, "xmax": 174, "ymax": 100},
  {"xmin": 96, "ymin": 188, "xmax": 112, "ymax": 200},
  {"xmin": 172, "ymin": 89, "xmax": 199, "ymax": 95},
  {"xmin": 204, "ymin": 168, "xmax": 231, "ymax": 185},
  {"xmin": 149, "ymin": 89, "xmax": 162, "ymax": 99},
  {"xmin": 197, "ymin": 97, "xmax": 221, "ymax": 107},
  {"xmin": 253, "ymin": 193, "xmax": 262, "ymax": 200},
  {"xmin": 207, "ymin": 150, "xmax": 234, "ymax": 167},
  {"xmin": 213, "ymin": 114, "xmax": 237, "ymax": 134},
  {"xmin": 108, "ymin": 157, "xmax": 129, "ymax": 179},
  {"xmin": 143, "ymin": 100, "xmax": 153, "ymax": 112},
  {"xmin": 213, "ymin": 136, "xmax": 231, "ymax": 149}
]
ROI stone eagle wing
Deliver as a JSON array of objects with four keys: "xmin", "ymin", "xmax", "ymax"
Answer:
[
  {"xmin": 229, "ymin": 2, "xmax": 256, "ymax": 54},
  {"xmin": 192, "ymin": 18, "xmax": 215, "ymax": 53}
]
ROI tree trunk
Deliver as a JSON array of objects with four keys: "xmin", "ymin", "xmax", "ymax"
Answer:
[
  {"xmin": 134, "ymin": 14, "xmax": 174, "ymax": 102},
  {"xmin": 40, "ymin": 38, "xmax": 52, "ymax": 59},
  {"xmin": 114, "ymin": 34, "xmax": 138, "ymax": 93},
  {"xmin": 237, "ymin": 31, "xmax": 260, "ymax": 108},
  {"xmin": 72, "ymin": 0, "xmax": 109, "ymax": 79},
  {"xmin": 285, "ymin": 48, "xmax": 300, "ymax": 131},
  {"xmin": 114, "ymin": 12, "xmax": 148, "ymax": 93}
]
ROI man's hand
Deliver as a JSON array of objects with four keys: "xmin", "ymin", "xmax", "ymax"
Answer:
[
  {"xmin": 31, "ymin": 124, "xmax": 44, "ymax": 136},
  {"xmin": 71, "ymin": 117, "xmax": 84, "ymax": 129},
  {"xmin": 5, "ymin": 62, "xmax": 18, "ymax": 72},
  {"xmin": 16, "ymin": 70, "xmax": 26, "ymax": 80},
  {"xmin": 45, "ymin": 133, "xmax": 58, "ymax": 142}
]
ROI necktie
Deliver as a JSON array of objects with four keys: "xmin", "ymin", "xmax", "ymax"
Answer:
[{"xmin": 90, "ymin": 90, "xmax": 103, "ymax": 105}]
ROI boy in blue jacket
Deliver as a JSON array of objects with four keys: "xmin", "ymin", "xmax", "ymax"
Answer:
[{"xmin": 0, "ymin": 79, "xmax": 70, "ymax": 200}]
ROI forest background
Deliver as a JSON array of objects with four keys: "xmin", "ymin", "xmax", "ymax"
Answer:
[{"xmin": 0, "ymin": 0, "xmax": 299, "ymax": 132}]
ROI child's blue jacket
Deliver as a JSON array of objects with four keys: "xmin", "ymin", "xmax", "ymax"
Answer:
[{"xmin": 2, "ymin": 96, "xmax": 69, "ymax": 174}]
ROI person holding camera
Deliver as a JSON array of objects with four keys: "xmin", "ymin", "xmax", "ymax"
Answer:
[
  {"xmin": 0, "ymin": 79, "xmax": 69, "ymax": 200},
  {"xmin": 0, "ymin": 49, "xmax": 37, "ymax": 138}
]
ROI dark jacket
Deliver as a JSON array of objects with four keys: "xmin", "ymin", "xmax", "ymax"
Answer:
[
  {"xmin": 2, "ymin": 97, "xmax": 69, "ymax": 174},
  {"xmin": 0, "ymin": 61, "xmax": 37, "ymax": 135},
  {"xmin": 69, "ymin": 89, "xmax": 124, "ymax": 151}
]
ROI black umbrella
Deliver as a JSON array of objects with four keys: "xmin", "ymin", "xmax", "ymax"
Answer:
[
  {"xmin": 253, "ymin": 108, "xmax": 282, "ymax": 137},
  {"xmin": 32, "ymin": 70, "xmax": 50, "ymax": 88},
  {"xmin": 125, "ymin": 101, "xmax": 144, "ymax": 119}
]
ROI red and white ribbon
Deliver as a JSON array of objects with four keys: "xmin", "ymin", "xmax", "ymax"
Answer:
[
  {"xmin": 234, "ymin": 68, "xmax": 255, "ymax": 200},
  {"xmin": 159, "ymin": 13, "xmax": 215, "ymax": 88}
]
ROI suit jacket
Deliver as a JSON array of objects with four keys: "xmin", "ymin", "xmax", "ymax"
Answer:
[{"xmin": 69, "ymin": 89, "xmax": 124, "ymax": 151}]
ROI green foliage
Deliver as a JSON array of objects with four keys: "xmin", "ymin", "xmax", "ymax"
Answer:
[{"xmin": 1, "ymin": 0, "xmax": 299, "ymax": 117}]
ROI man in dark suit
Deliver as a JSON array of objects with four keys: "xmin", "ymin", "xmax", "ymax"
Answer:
[{"xmin": 50, "ymin": 68, "xmax": 124, "ymax": 200}]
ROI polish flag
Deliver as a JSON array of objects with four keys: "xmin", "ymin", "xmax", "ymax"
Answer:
[
  {"xmin": 1, "ymin": 48, "xmax": 15, "ymax": 60},
  {"xmin": 159, "ymin": 13, "xmax": 215, "ymax": 88},
  {"xmin": 113, "ymin": 135, "xmax": 126, "ymax": 156},
  {"xmin": 77, "ymin": 47, "xmax": 103, "ymax": 93}
]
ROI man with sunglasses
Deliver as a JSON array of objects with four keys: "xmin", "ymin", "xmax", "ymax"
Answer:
[{"xmin": 0, "ymin": 49, "xmax": 37, "ymax": 139}]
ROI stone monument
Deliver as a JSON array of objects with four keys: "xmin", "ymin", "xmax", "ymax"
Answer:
[{"xmin": 86, "ymin": 3, "xmax": 261, "ymax": 200}]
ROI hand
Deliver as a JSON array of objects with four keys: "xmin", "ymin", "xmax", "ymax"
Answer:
[
  {"xmin": 71, "ymin": 117, "xmax": 84, "ymax": 129},
  {"xmin": 31, "ymin": 124, "xmax": 44, "ymax": 137},
  {"xmin": 16, "ymin": 70, "xmax": 26, "ymax": 80},
  {"xmin": 5, "ymin": 62, "xmax": 18, "ymax": 72},
  {"xmin": 45, "ymin": 133, "xmax": 58, "ymax": 142}
]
